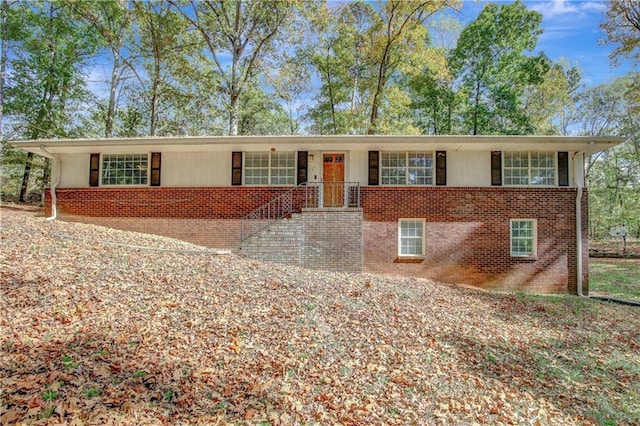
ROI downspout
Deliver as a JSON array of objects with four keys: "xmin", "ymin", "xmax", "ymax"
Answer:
[
  {"xmin": 574, "ymin": 150, "xmax": 586, "ymax": 297},
  {"xmin": 39, "ymin": 145, "xmax": 60, "ymax": 221}
]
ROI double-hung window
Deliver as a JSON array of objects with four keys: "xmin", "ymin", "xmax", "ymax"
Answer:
[
  {"xmin": 244, "ymin": 151, "xmax": 295, "ymax": 185},
  {"xmin": 381, "ymin": 152, "xmax": 433, "ymax": 185},
  {"xmin": 503, "ymin": 152, "xmax": 556, "ymax": 186},
  {"xmin": 399, "ymin": 219, "xmax": 425, "ymax": 257},
  {"xmin": 510, "ymin": 219, "xmax": 536, "ymax": 257},
  {"xmin": 101, "ymin": 154, "xmax": 149, "ymax": 186}
]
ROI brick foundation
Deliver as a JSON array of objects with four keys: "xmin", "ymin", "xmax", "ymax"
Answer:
[
  {"xmin": 46, "ymin": 186, "xmax": 588, "ymax": 294},
  {"xmin": 360, "ymin": 187, "xmax": 588, "ymax": 294}
]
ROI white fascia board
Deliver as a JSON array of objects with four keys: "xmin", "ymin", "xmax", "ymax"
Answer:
[{"xmin": 10, "ymin": 135, "xmax": 625, "ymax": 156}]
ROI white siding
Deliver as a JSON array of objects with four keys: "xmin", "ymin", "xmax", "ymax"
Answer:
[
  {"xmin": 348, "ymin": 150, "xmax": 369, "ymax": 185},
  {"xmin": 53, "ymin": 148, "xmax": 576, "ymax": 189},
  {"xmin": 307, "ymin": 150, "xmax": 321, "ymax": 182},
  {"xmin": 59, "ymin": 154, "xmax": 90, "ymax": 187},
  {"xmin": 447, "ymin": 151, "xmax": 492, "ymax": 187},
  {"xmin": 162, "ymin": 152, "xmax": 230, "ymax": 187}
]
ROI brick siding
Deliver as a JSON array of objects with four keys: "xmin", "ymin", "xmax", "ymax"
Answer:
[
  {"xmin": 46, "ymin": 187, "xmax": 295, "ymax": 219},
  {"xmin": 45, "ymin": 186, "xmax": 587, "ymax": 294},
  {"xmin": 360, "ymin": 186, "xmax": 588, "ymax": 294}
]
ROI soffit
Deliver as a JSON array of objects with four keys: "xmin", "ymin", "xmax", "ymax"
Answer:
[{"xmin": 10, "ymin": 135, "xmax": 625, "ymax": 158}]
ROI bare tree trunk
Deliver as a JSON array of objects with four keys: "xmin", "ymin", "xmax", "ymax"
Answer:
[
  {"xmin": 149, "ymin": 55, "xmax": 160, "ymax": 136},
  {"xmin": 229, "ymin": 92, "xmax": 239, "ymax": 136},
  {"xmin": 19, "ymin": 152, "xmax": 33, "ymax": 202},
  {"xmin": 0, "ymin": 0, "xmax": 9, "ymax": 139},
  {"xmin": 105, "ymin": 51, "xmax": 120, "ymax": 138},
  {"xmin": 473, "ymin": 80, "xmax": 481, "ymax": 135},
  {"xmin": 368, "ymin": 52, "xmax": 388, "ymax": 135}
]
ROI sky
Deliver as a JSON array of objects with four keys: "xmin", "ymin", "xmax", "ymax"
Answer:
[
  {"xmin": 84, "ymin": 0, "xmax": 635, "ymax": 101},
  {"xmin": 458, "ymin": 0, "xmax": 635, "ymax": 86}
]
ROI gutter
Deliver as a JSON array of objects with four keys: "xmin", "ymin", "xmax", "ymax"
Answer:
[
  {"xmin": 39, "ymin": 145, "xmax": 60, "ymax": 221},
  {"xmin": 574, "ymin": 150, "xmax": 586, "ymax": 297}
]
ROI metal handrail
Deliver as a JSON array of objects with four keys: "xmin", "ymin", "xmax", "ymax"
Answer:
[{"xmin": 240, "ymin": 182, "xmax": 360, "ymax": 243}]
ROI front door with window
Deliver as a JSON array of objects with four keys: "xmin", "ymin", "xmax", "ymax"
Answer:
[{"xmin": 323, "ymin": 153, "xmax": 345, "ymax": 207}]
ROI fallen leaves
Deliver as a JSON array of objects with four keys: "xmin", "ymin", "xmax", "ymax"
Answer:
[{"xmin": 1, "ymin": 209, "xmax": 639, "ymax": 425}]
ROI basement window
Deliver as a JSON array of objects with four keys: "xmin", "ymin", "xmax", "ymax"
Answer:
[
  {"xmin": 101, "ymin": 154, "xmax": 148, "ymax": 186},
  {"xmin": 398, "ymin": 219, "xmax": 425, "ymax": 257},
  {"xmin": 510, "ymin": 219, "xmax": 537, "ymax": 257}
]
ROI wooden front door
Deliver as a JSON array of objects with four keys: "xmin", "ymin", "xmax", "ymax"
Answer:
[{"xmin": 323, "ymin": 153, "xmax": 345, "ymax": 207}]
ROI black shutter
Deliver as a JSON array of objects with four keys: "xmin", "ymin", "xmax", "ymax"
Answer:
[
  {"xmin": 435, "ymin": 151, "xmax": 446, "ymax": 186},
  {"xmin": 368, "ymin": 151, "xmax": 379, "ymax": 185},
  {"xmin": 491, "ymin": 151, "xmax": 502, "ymax": 186},
  {"xmin": 89, "ymin": 153, "xmax": 100, "ymax": 187},
  {"xmin": 558, "ymin": 151, "xmax": 569, "ymax": 187},
  {"xmin": 231, "ymin": 152, "xmax": 242, "ymax": 185},
  {"xmin": 297, "ymin": 151, "xmax": 308, "ymax": 185},
  {"xmin": 150, "ymin": 152, "xmax": 161, "ymax": 186}
]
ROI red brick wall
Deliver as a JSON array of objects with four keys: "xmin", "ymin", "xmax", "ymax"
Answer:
[
  {"xmin": 360, "ymin": 187, "xmax": 588, "ymax": 294},
  {"xmin": 45, "ymin": 186, "xmax": 588, "ymax": 294},
  {"xmin": 46, "ymin": 187, "xmax": 293, "ymax": 219}
]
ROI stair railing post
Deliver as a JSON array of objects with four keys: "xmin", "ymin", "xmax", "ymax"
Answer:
[{"xmin": 343, "ymin": 181, "xmax": 348, "ymax": 208}]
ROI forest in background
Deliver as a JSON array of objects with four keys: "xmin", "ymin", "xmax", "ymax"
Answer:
[{"xmin": 0, "ymin": 0, "xmax": 638, "ymax": 239}]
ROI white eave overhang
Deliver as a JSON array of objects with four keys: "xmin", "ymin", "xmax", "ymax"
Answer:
[{"xmin": 10, "ymin": 135, "xmax": 625, "ymax": 157}]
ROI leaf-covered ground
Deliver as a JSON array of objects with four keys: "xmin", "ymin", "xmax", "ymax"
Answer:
[{"xmin": 1, "ymin": 209, "xmax": 639, "ymax": 425}]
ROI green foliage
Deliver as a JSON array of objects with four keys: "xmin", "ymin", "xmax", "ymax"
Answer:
[
  {"xmin": 4, "ymin": 1, "xmax": 98, "ymax": 139},
  {"xmin": 174, "ymin": 0, "xmax": 303, "ymax": 135},
  {"xmin": 584, "ymin": 77, "xmax": 640, "ymax": 238},
  {"xmin": 449, "ymin": 0, "xmax": 549, "ymax": 135},
  {"xmin": 306, "ymin": 0, "xmax": 456, "ymax": 135},
  {"xmin": 601, "ymin": 0, "xmax": 640, "ymax": 66},
  {"xmin": 522, "ymin": 60, "xmax": 582, "ymax": 135},
  {"xmin": 69, "ymin": 0, "xmax": 133, "ymax": 138}
]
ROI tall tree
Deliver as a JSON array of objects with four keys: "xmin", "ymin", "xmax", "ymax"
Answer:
[
  {"xmin": 601, "ymin": 0, "xmax": 640, "ymax": 112},
  {"xmin": 0, "ymin": 0, "xmax": 13, "ymax": 139},
  {"xmin": 5, "ymin": 1, "xmax": 97, "ymax": 201},
  {"xmin": 70, "ymin": 0, "xmax": 132, "ymax": 138},
  {"xmin": 582, "ymin": 77, "xmax": 640, "ymax": 237},
  {"xmin": 601, "ymin": 0, "xmax": 640, "ymax": 64},
  {"xmin": 170, "ymin": 0, "xmax": 301, "ymax": 136},
  {"xmin": 522, "ymin": 61, "xmax": 581, "ymax": 135},
  {"xmin": 268, "ymin": 53, "xmax": 310, "ymax": 134},
  {"xmin": 306, "ymin": 0, "xmax": 457, "ymax": 135},
  {"xmin": 450, "ymin": 0, "xmax": 549, "ymax": 135},
  {"xmin": 132, "ymin": 0, "xmax": 190, "ymax": 136},
  {"xmin": 367, "ymin": 0, "xmax": 457, "ymax": 134},
  {"xmin": 408, "ymin": 66, "xmax": 458, "ymax": 134},
  {"xmin": 305, "ymin": 1, "xmax": 378, "ymax": 134}
]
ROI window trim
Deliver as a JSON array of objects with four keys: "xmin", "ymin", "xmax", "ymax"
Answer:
[
  {"xmin": 381, "ymin": 151, "xmax": 435, "ymax": 186},
  {"xmin": 398, "ymin": 218, "xmax": 426, "ymax": 258},
  {"xmin": 510, "ymin": 219, "xmax": 537, "ymax": 258},
  {"xmin": 100, "ymin": 153, "xmax": 150, "ymax": 187},
  {"xmin": 243, "ymin": 151, "xmax": 296, "ymax": 186},
  {"xmin": 502, "ymin": 151, "xmax": 557, "ymax": 187}
]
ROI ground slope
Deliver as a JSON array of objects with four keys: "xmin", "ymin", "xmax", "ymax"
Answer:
[{"xmin": 1, "ymin": 209, "xmax": 638, "ymax": 425}]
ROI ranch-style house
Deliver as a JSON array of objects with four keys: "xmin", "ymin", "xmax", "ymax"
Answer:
[{"xmin": 11, "ymin": 135, "xmax": 623, "ymax": 294}]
